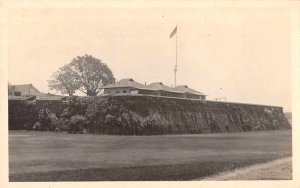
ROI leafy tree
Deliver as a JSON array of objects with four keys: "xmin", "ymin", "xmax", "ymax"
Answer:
[
  {"xmin": 48, "ymin": 54, "xmax": 115, "ymax": 96},
  {"xmin": 48, "ymin": 65, "xmax": 80, "ymax": 96},
  {"xmin": 68, "ymin": 54, "xmax": 115, "ymax": 96}
]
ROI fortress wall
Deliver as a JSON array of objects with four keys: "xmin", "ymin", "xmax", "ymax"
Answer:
[
  {"xmin": 8, "ymin": 95, "xmax": 290, "ymax": 134},
  {"xmin": 8, "ymin": 100, "xmax": 38, "ymax": 130},
  {"xmin": 81, "ymin": 95, "xmax": 290, "ymax": 135}
]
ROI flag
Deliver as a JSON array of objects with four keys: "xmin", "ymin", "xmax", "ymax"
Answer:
[{"xmin": 169, "ymin": 26, "xmax": 177, "ymax": 38}]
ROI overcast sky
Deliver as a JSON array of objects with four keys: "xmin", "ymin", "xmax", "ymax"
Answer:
[{"xmin": 7, "ymin": 4, "xmax": 292, "ymax": 111}]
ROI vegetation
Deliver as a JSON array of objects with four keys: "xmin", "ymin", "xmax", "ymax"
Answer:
[
  {"xmin": 48, "ymin": 65, "xmax": 80, "ymax": 96},
  {"xmin": 9, "ymin": 95, "xmax": 290, "ymax": 134},
  {"xmin": 9, "ymin": 130, "xmax": 292, "ymax": 181},
  {"xmin": 68, "ymin": 115, "xmax": 87, "ymax": 134},
  {"xmin": 48, "ymin": 54, "xmax": 115, "ymax": 96},
  {"xmin": 9, "ymin": 158, "xmax": 283, "ymax": 181}
]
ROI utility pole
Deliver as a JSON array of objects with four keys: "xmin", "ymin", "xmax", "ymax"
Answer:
[
  {"xmin": 170, "ymin": 25, "xmax": 178, "ymax": 87},
  {"xmin": 174, "ymin": 29, "xmax": 178, "ymax": 87}
]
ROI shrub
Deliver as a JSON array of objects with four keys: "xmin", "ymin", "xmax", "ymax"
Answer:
[
  {"xmin": 68, "ymin": 115, "xmax": 87, "ymax": 134},
  {"xmin": 33, "ymin": 108, "xmax": 61, "ymax": 131}
]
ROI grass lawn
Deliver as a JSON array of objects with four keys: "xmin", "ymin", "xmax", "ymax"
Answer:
[{"xmin": 9, "ymin": 130, "xmax": 292, "ymax": 181}]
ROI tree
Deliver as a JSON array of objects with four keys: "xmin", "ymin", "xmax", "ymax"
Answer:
[
  {"xmin": 68, "ymin": 54, "xmax": 115, "ymax": 96},
  {"xmin": 48, "ymin": 65, "xmax": 80, "ymax": 96},
  {"xmin": 48, "ymin": 54, "xmax": 115, "ymax": 96}
]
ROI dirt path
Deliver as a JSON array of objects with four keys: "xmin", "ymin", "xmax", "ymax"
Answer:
[{"xmin": 200, "ymin": 156, "xmax": 292, "ymax": 180}]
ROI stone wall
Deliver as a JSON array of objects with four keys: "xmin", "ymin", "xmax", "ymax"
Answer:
[
  {"xmin": 8, "ymin": 100, "xmax": 38, "ymax": 130},
  {"xmin": 8, "ymin": 95, "xmax": 290, "ymax": 134},
  {"xmin": 85, "ymin": 96, "xmax": 290, "ymax": 135}
]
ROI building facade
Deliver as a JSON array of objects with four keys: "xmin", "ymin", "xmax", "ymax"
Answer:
[
  {"xmin": 10, "ymin": 84, "xmax": 42, "ymax": 96},
  {"xmin": 101, "ymin": 78, "xmax": 206, "ymax": 100}
]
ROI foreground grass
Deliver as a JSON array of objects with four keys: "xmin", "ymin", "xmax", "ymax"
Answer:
[
  {"xmin": 10, "ymin": 156, "xmax": 286, "ymax": 181},
  {"xmin": 9, "ymin": 130, "xmax": 292, "ymax": 181}
]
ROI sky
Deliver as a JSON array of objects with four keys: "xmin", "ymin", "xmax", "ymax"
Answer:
[{"xmin": 7, "ymin": 4, "xmax": 292, "ymax": 111}]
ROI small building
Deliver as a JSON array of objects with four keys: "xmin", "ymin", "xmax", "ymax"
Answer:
[
  {"xmin": 101, "ymin": 78, "xmax": 207, "ymax": 100},
  {"xmin": 100, "ymin": 78, "xmax": 157, "ymax": 95},
  {"xmin": 147, "ymin": 82, "xmax": 184, "ymax": 98},
  {"xmin": 10, "ymin": 84, "xmax": 42, "ymax": 96},
  {"xmin": 174, "ymin": 85, "xmax": 206, "ymax": 100}
]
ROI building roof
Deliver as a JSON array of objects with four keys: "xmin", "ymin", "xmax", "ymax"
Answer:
[
  {"xmin": 36, "ymin": 95, "xmax": 66, "ymax": 101},
  {"xmin": 174, "ymin": 85, "xmax": 206, "ymax": 96},
  {"xmin": 100, "ymin": 78, "xmax": 206, "ymax": 96},
  {"xmin": 8, "ymin": 96, "xmax": 36, "ymax": 101},
  {"xmin": 11, "ymin": 84, "xmax": 42, "ymax": 96},
  {"xmin": 147, "ymin": 82, "xmax": 183, "ymax": 93},
  {"xmin": 100, "ymin": 78, "xmax": 148, "ymax": 89}
]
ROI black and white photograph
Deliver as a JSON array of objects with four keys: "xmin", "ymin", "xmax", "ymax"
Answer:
[{"xmin": 1, "ymin": 0, "xmax": 299, "ymax": 187}]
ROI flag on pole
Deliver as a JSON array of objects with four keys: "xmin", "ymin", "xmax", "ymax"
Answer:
[{"xmin": 169, "ymin": 26, "xmax": 177, "ymax": 38}]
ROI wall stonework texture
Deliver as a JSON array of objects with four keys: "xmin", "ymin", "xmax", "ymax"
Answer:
[{"xmin": 8, "ymin": 95, "xmax": 290, "ymax": 135}]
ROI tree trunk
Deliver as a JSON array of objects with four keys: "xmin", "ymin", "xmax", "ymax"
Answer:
[{"xmin": 87, "ymin": 90, "xmax": 97, "ymax": 96}]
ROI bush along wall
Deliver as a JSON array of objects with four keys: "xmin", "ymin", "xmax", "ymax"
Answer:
[{"xmin": 8, "ymin": 95, "xmax": 290, "ymax": 135}]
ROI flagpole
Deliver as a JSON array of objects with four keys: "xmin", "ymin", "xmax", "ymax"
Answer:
[{"xmin": 174, "ymin": 26, "xmax": 178, "ymax": 87}]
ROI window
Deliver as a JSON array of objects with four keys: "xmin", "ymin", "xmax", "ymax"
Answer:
[{"xmin": 123, "ymin": 90, "xmax": 127, "ymax": 93}]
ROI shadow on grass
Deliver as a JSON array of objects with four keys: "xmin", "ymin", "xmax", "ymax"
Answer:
[{"xmin": 9, "ymin": 156, "xmax": 288, "ymax": 181}]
